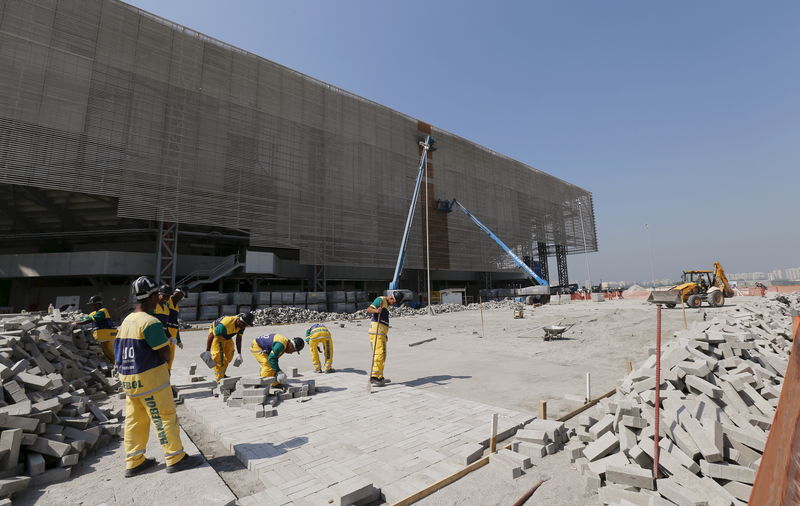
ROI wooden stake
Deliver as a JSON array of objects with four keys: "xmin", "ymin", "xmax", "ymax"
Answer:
[
  {"xmin": 681, "ymin": 293, "xmax": 688, "ymax": 329},
  {"xmin": 489, "ymin": 413, "xmax": 498, "ymax": 453},
  {"xmin": 585, "ymin": 373, "xmax": 591, "ymax": 403},
  {"xmin": 538, "ymin": 401, "xmax": 547, "ymax": 420},
  {"xmin": 626, "ymin": 361, "xmax": 633, "ymax": 373}
]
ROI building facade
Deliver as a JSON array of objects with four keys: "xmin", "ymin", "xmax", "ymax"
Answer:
[{"xmin": 0, "ymin": 0, "xmax": 597, "ymax": 311}]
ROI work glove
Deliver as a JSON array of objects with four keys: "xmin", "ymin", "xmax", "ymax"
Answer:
[
  {"xmin": 276, "ymin": 371, "xmax": 287, "ymax": 384},
  {"xmin": 233, "ymin": 354, "xmax": 243, "ymax": 367},
  {"xmin": 169, "ymin": 337, "xmax": 178, "ymax": 345},
  {"xmin": 200, "ymin": 351, "xmax": 215, "ymax": 369},
  {"xmin": 176, "ymin": 338, "xmax": 183, "ymax": 349}
]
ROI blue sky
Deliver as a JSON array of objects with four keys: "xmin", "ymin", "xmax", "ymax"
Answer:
[{"xmin": 126, "ymin": 0, "xmax": 800, "ymax": 283}]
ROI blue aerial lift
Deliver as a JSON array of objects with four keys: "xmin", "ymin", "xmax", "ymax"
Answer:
[{"xmin": 439, "ymin": 198, "xmax": 551, "ymax": 303}]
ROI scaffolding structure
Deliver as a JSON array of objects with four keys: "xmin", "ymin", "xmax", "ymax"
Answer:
[{"xmin": 0, "ymin": 0, "xmax": 597, "ymax": 275}]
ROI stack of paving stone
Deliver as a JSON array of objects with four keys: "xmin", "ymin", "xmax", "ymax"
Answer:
[
  {"xmin": 568, "ymin": 296, "xmax": 798, "ymax": 506},
  {"xmin": 0, "ymin": 313, "xmax": 122, "ymax": 501},
  {"xmin": 214, "ymin": 375, "xmax": 317, "ymax": 419},
  {"xmin": 489, "ymin": 418, "xmax": 574, "ymax": 478}
]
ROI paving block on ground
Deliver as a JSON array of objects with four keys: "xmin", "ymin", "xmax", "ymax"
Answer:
[
  {"xmin": 605, "ymin": 464, "xmax": 655, "ymax": 490},
  {"xmin": 587, "ymin": 451, "xmax": 629, "ymax": 476},
  {"xmin": 685, "ymin": 375, "xmax": 723, "ymax": 399},
  {"xmin": 331, "ymin": 476, "xmax": 380, "ymax": 506},
  {"xmin": 699, "ymin": 460, "xmax": 756, "ymax": 485},
  {"xmin": 489, "ymin": 452, "xmax": 522, "ymax": 479},
  {"xmin": 583, "ymin": 431, "xmax": 619, "ymax": 462},
  {"xmin": 514, "ymin": 429, "xmax": 550, "ymax": 445},
  {"xmin": 28, "ymin": 467, "xmax": 70, "ymax": 486},
  {"xmin": 681, "ymin": 415, "xmax": 722, "ymax": 462},
  {"xmin": 494, "ymin": 448, "xmax": 532, "ymax": 469},
  {"xmin": 656, "ymin": 478, "xmax": 709, "ymax": 506},
  {"xmin": 0, "ymin": 475, "xmax": 30, "ymax": 497},
  {"xmin": 512, "ymin": 441, "xmax": 546, "ymax": 459},
  {"xmin": 26, "ymin": 436, "xmax": 71, "ymax": 457},
  {"xmin": 721, "ymin": 480, "xmax": 753, "ymax": 503},
  {"xmin": 449, "ymin": 443, "xmax": 484, "ymax": 466},
  {"xmin": 0, "ymin": 429, "xmax": 21, "ymax": 472},
  {"xmin": 25, "ymin": 453, "xmax": 44, "ymax": 476},
  {"xmin": 588, "ymin": 414, "xmax": 614, "ymax": 439},
  {"xmin": 618, "ymin": 424, "xmax": 637, "ymax": 452}
]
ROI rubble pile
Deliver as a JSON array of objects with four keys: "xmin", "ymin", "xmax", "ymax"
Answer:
[
  {"xmin": 251, "ymin": 299, "xmax": 524, "ymax": 326},
  {"xmin": 566, "ymin": 296, "xmax": 798, "ymax": 506},
  {"xmin": 0, "ymin": 313, "xmax": 121, "ymax": 499}
]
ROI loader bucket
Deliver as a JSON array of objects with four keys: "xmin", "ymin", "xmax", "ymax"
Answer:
[{"xmin": 647, "ymin": 289, "xmax": 682, "ymax": 305}]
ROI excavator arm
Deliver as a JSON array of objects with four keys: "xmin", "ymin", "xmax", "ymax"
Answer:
[{"xmin": 713, "ymin": 262, "xmax": 734, "ymax": 298}]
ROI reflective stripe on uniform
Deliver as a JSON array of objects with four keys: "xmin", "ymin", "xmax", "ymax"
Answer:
[
  {"xmin": 164, "ymin": 448, "xmax": 185, "ymax": 458},
  {"xmin": 127, "ymin": 381, "xmax": 171, "ymax": 399},
  {"xmin": 127, "ymin": 449, "xmax": 146, "ymax": 458}
]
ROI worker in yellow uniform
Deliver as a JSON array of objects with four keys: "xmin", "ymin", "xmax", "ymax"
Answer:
[
  {"xmin": 249, "ymin": 333, "xmax": 304, "ymax": 387},
  {"xmin": 154, "ymin": 285, "xmax": 185, "ymax": 371},
  {"xmin": 305, "ymin": 323, "xmax": 334, "ymax": 373},
  {"xmin": 71, "ymin": 295, "xmax": 117, "ymax": 362},
  {"xmin": 365, "ymin": 291, "xmax": 404, "ymax": 387},
  {"xmin": 115, "ymin": 276, "xmax": 202, "ymax": 477},
  {"xmin": 201, "ymin": 312, "xmax": 254, "ymax": 382}
]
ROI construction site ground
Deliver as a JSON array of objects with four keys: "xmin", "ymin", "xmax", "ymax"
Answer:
[{"xmin": 16, "ymin": 297, "xmax": 750, "ymax": 505}]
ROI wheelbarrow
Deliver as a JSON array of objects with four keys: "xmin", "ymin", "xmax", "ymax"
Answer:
[{"xmin": 542, "ymin": 323, "xmax": 576, "ymax": 341}]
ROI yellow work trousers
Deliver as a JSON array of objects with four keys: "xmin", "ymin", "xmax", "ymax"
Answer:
[
  {"xmin": 211, "ymin": 337, "xmax": 235, "ymax": 382},
  {"xmin": 93, "ymin": 329, "xmax": 117, "ymax": 363},
  {"xmin": 309, "ymin": 337, "xmax": 333, "ymax": 371},
  {"xmin": 123, "ymin": 385, "xmax": 185, "ymax": 469},
  {"xmin": 167, "ymin": 341, "xmax": 176, "ymax": 371},
  {"xmin": 99, "ymin": 341, "xmax": 115, "ymax": 363},
  {"xmin": 369, "ymin": 322, "xmax": 388, "ymax": 379},
  {"xmin": 249, "ymin": 340, "xmax": 279, "ymax": 386}
]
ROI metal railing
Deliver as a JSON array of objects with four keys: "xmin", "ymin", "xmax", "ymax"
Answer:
[{"xmin": 176, "ymin": 254, "xmax": 243, "ymax": 290}]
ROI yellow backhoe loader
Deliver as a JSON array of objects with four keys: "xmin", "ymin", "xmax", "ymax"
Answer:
[{"xmin": 648, "ymin": 262, "xmax": 734, "ymax": 308}]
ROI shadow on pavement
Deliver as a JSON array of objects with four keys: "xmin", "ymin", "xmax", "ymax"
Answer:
[{"xmin": 400, "ymin": 375, "xmax": 472, "ymax": 387}]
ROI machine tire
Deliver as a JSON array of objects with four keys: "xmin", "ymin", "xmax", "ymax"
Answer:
[
  {"xmin": 687, "ymin": 294, "xmax": 702, "ymax": 308},
  {"xmin": 708, "ymin": 291, "xmax": 724, "ymax": 307},
  {"xmin": 526, "ymin": 296, "xmax": 535, "ymax": 305},
  {"xmin": 540, "ymin": 294, "xmax": 550, "ymax": 304},
  {"xmin": 666, "ymin": 303, "xmax": 676, "ymax": 309}
]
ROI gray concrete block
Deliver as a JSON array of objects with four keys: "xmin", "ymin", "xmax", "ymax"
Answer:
[
  {"xmin": 28, "ymin": 467, "xmax": 70, "ymax": 486},
  {"xmin": 0, "ymin": 429, "xmax": 21, "ymax": 471},
  {"xmin": 490, "ymin": 452, "xmax": 522, "ymax": 479},
  {"xmin": 331, "ymin": 476, "xmax": 380, "ymax": 506},
  {"xmin": 60, "ymin": 453, "xmax": 79, "ymax": 466},
  {"xmin": 721, "ymin": 480, "xmax": 752, "ymax": 502},
  {"xmin": 656, "ymin": 478, "xmax": 709, "ymax": 506},
  {"xmin": 25, "ymin": 452, "xmax": 44, "ymax": 476},
  {"xmin": 450, "ymin": 443, "xmax": 484, "ymax": 465},
  {"xmin": 515, "ymin": 429, "xmax": 550, "ymax": 445},
  {"xmin": 495, "ymin": 448, "xmax": 532, "ymax": 469},
  {"xmin": 588, "ymin": 414, "xmax": 614, "ymax": 438},
  {"xmin": 0, "ymin": 475, "xmax": 30, "ymax": 496},
  {"xmin": 699, "ymin": 460, "xmax": 756, "ymax": 485},
  {"xmin": 685, "ymin": 375, "xmax": 722, "ymax": 399},
  {"xmin": 583, "ymin": 431, "xmax": 619, "ymax": 462},
  {"xmin": 605, "ymin": 464, "xmax": 655, "ymax": 490},
  {"xmin": 512, "ymin": 441, "xmax": 547, "ymax": 459},
  {"xmin": 26, "ymin": 435, "xmax": 71, "ymax": 457}
]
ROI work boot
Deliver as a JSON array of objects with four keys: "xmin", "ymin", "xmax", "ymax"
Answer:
[
  {"xmin": 124, "ymin": 457, "xmax": 156, "ymax": 478},
  {"xmin": 325, "ymin": 368, "xmax": 335, "ymax": 374},
  {"xmin": 166, "ymin": 454, "xmax": 203, "ymax": 474},
  {"xmin": 370, "ymin": 377, "xmax": 385, "ymax": 387},
  {"xmin": 314, "ymin": 368, "xmax": 322, "ymax": 373},
  {"xmin": 379, "ymin": 377, "xmax": 391, "ymax": 384}
]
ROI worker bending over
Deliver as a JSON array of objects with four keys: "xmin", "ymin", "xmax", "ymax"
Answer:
[
  {"xmin": 306, "ymin": 323, "xmax": 334, "ymax": 373},
  {"xmin": 71, "ymin": 295, "xmax": 117, "ymax": 362},
  {"xmin": 365, "ymin": 291, "xmax": 404, "ymax": 387},
  {"xmin": 201, "ymin": 312, "xmax": 254, "ymax": 382},
  {"xmin": 249, "ymin": 334, "xmax": 304, "ymax": 387},
  {"xmin": 115, "ymin": 276, "xmax": 201, "ymax": 477}
]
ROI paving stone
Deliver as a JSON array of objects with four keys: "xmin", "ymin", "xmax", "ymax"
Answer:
[
  {"xmin": 583, "ymin": 431, "xmax": 619, "ymax": 462},
  {"xmin": 656, "ymin": 477, "xmax": 709, "ymax": 505},
  {"xmin": 605, "ymin": 464, "xmax": 655, "ymax": 490},
  {"xmin": 699, "ymin": 460, "xmax": 756, "ymax": 485},
  {"xmin": 489, "ymin": 452, "xmax": 522, "ymax": 479}
]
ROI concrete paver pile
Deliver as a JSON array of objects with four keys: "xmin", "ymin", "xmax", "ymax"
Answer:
[
  {"xmin": 0, "ymin": 313, "xmax": 123, "ymax": 501},
  {"xmin": 567, "ymin": 295, "xmax": 798, "ymax": 505}
]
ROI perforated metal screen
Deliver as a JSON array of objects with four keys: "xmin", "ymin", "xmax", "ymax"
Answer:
[{"xmin": 0, "ymin": 0, "xmax": 597, "ymax": 273}]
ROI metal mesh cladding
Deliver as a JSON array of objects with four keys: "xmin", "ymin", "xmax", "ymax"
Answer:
[{"xmin": 0, "ymin": 0, "xmax": 597, "ymax": 272}]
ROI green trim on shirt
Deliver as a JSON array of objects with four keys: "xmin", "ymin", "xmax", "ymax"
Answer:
[
  {"xmin": 268, "ymin": 341, "xmax": 285, "ymax": 372},
  {"xmin": 143, "ymin": 321, "xmax": 169, "ymax": 349}
]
